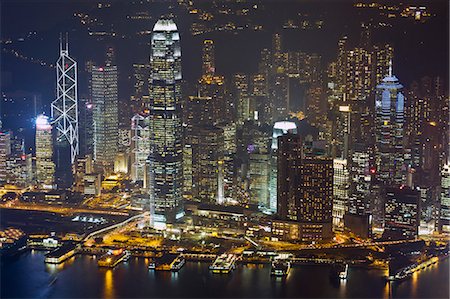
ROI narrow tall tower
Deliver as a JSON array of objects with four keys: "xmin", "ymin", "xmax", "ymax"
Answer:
[
  {"xmin": 51, "ymin": 34, "xmax": 79, "ymax": 164},
  {"xmin": 202, "ymin": 40, "xmax": 215, "ymax": 76}
]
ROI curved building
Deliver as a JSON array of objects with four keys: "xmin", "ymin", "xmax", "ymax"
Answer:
[
  {"xmin": 148, "ymin": 18, "xmax": 184, "ymax": 229},
  {"xmin": 269, "ymin": 121, "xmax": 297, "ymax": 212}
]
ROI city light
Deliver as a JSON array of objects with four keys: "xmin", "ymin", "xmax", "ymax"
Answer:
[{"xmin": 0, "ymin": 1, "xmax": 448, "ymax": 298}]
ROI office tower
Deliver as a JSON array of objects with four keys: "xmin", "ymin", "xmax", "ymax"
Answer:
[
  {"xmin": 131, "ymin": 63, "xmax": 150, "ymax": 113},
  {"xmin": 131, "ymin": 113, "xmax": 150, "ymax": 183},
  {"xmin": 440, "ymin": 162, "xmax": 450, "ymax": 233},
  {"xmin": 185, "ymin": 96, "xmax": 214, "ymax": 134},
  {"xmin": 72, "ymin": 155, "xmax": 94, "ymax": 193},
  {"xmin": 249, "ymin": 152, "xmax": 270, "ymax": 208},
  {"xmin": 277, "ymin": 133, "xmax": 303, "ymax": 219},
  {"xmin": 92, "ymin": 65, "xmax": 119, "ymax": 173},
  {"xmin": 258, "ymin": 48, "xmax": 272, "ymax": 75},
  {"xmin": 277, "ymin": 134, "xmax": 333, "ymax": 241},
  {"xmin": 182, "ymin": 144, "xmax": 193, "ymax": 200},
  {"xmin": 406, "ymin": 76, "xmax": 446, "ymax": 187},
  {"xmin": 35, "ymin": 115, "xmax": 55, "ymax": 188},
  {"xmin": 345, "ymin": 47, "xmax": 373, "ymax": 145},
  {"xmin": 105, "ymin": 46, "xmax": 115, "ymax": 66},
  {"xmin": 242, "ymin": 122, "xmax": 271, "ymax": 208},
  {"xmin": 198, "ymin": 75, "xmax": 227, "ymax": 123},
  {"xmin": 51, "ymin": 35, "xmax": 79, "ymax": 164},
  {"xmin": 335, "ymin": 105, "xmax": 351, "ymax": 159},
  {"xmin": 251, "ymin": 73, "xmax": 270, "ymax": 123},
  {"xmin": 233, "ymin": 74, "xmax": 250, "ymax": 124},
  {"xmin": 348, "ymin": 144, "xmax": 372, "ymax": 215},
  {"xmin": 190, "ymin": 126, "xmax": 224, "ymax": 203},
  {"xmin": 0, "ymin": 130, "xmax": 11, "ymax": 184},
  {"xmin": 270, "ymin": 73, "xmax": 289, "ymax": 121},
  {"xmin": 373, "ymin": 43, "xmax": 394, "ymax": 86},
  {"xmin": 4, "ymin": 135, "xmax": 29, "ymax": 187},
  {"xmin": 148, "ymin": 19, "xmax": 183, "ymax": 229},
  {"xmin": 334, "ymin": 36, "xmax": 393, "ymax": 148},
  {"xmin": 78, "ymin": 98, "xmax": 94, "ymax": 157},
  {"xmin": 333, "ymin": 158, "xmax": 349, "ymax": 230},
  {"xmin": 202, "ymin": 40, "xmax": 215, "ymax": 76},
  {"xmin": 374, "ymin": 63, "xmax": 406, "ymax": 185},
  {"xmin": 217, "ymin": 122, "xmax": 237, "ymax": 201},
  {"xmin": 198, "ymin": 39, "xmax": 230, "ymax": 124},
  {"xmin": 269, "ymin": 121, "xmax": 297, "ymax": 212},
  {"xmin": 384, "ymin": 186, "xmax": 420, "ymax": 239}
]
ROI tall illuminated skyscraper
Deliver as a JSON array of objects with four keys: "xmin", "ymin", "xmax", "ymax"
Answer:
[
  {"xmin": 374, "ymin": 62, "xmax": 405, "ymax": 185},
  {"xmin": 440, "ymin": 160, "xmax": 450, "ymax": 233},
  {"xmin": 51, "ymin": 35, "xmax": 79, "ymax": 164},
  {"xmin": 277, "ymin": 133, "xmax": 333, "ymax": 241},
  {"xmin": 92, "ymin": 65, "xmax": 118, "ymax": 173},
  {"xmin": 148, "ymin": 18, "xmax": 183, "ymax": 229},
  {"xmin": 202, "ymin": 40, "xmax": 215, "ymax": 76},
  {"xmin": 333, "ymin": 158, "xmax": 349, "ymax": 230},
  {"xmin": 269, "ymin": 121, "xmax": 297, "ymax": 212},
  {"xmin": 35, "ymin": 115, "xmax": 55, "ymax": 188},
  {"xmin": 0, "ymin": 130, "xmax": 11, "ymax": 184}
]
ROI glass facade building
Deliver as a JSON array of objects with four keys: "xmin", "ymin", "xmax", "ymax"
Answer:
[{"xmin": 148, "ymin": 19, "xmax": 184, "ymax": 229}]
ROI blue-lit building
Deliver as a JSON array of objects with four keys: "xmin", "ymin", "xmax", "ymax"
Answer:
[
  {"xmin": 148, "ymin": 18, "xmax": 184, "ymax": 229},
  {"xmin": 374, "ymin": 63, "xmax": 406, "ymax": 185}
]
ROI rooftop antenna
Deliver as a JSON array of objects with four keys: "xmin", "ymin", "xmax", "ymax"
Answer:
[
  {"xmin": 65, "ymin": 32, "xmax": 69, "ymax": 53},
  {"xmin": 388, "ymin": 59, "xmax": 393, "ymax": 77},
  {"xmin": 59, "ymin": 33, "xmax": 62, "ymax": 53}
]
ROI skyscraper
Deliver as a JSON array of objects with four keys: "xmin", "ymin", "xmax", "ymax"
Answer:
[
  {"xmin": 374, "ymin": 63, "xmax": 406, "ymax": 185},
  {"xmin": 148, "ymin": 18, "xmax": 183, "ymax": 229},
  {"xmin": 131, "ymin": 113, "xmax": 150, "ymax": 184},
  {"xmin": 198, "ymin": 41, "xmax": 229, "ymax": 124},
  {"xmin": 51, "ymin": 35, "xmax": 79, "ymax": 164},
  {"xmin": 35, "ymin": 115, "xmax": 55, "ymax": 188},
  {"xmin": 0, "ymin": 130, "xmax": 11, "ymax": 184},
  {"xmin": 384, "ymin": 186, "xmax": 420, "ymax": 239},
  {"xmin": 333, "ymin": 158, "xmax": 349, "ymax": 230},
  {"xmin": 202, "ymin": 40, "xmax": 215, "ymax": 76},
  {"xmin": 269, "ymin": 121, "xmax": 297, "ymax": 212},
  {"xmin": 92, "ymin": 65, "xmax": 119, "ymax": 173},
  {"xmin": 190, "ymin": 126, "xmax": 224, "ymax": 204},
  {"xmin": 440, "ymin": 162, "xmax": 450, "ymax": 233},
  {"xmin": 276, "ymin": 133, "xmax": 333, "ymax": 241}
]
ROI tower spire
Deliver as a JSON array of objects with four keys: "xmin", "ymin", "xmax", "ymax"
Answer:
[
  {"xmin": 65, "ymin": 32, "xmax": 69, "ymax": 54},
  {"xmin": 59, "ymin": 33, "xmax": 62, "ymax": 53},
  {"xmin": 388, "ymin": 59, "xmax": 393, "ymax": 77}
]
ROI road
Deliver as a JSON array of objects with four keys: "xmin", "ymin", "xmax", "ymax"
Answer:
[{"xmin": 0, "ymin": 202, "xmax": 130, "ymax": 216}]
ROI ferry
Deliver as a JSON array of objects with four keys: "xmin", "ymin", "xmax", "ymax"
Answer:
[
  {"xmin": 149, "ymin": 253, "xmax": 185, "ymax": 271},
  {"xmin": 97, "ymin": 249, "xmax": 129, "ymax": 268},
  {"xmin": 330, "ymin": 263, "xmax": 348, "ymax": 279},
  {"xmin": 271, "ymin": 259, "xmax": 291, "ymax": 276},
  {"xmin": 209, "ymin": 254, "xmax": 237, "ymax": 274}
]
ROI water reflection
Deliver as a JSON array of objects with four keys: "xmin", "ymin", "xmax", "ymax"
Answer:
[
  {"xmin": 103, "ymin": 269, "xmax": 115, "ymax": 299},
  {"xmin": 411, "ymin": 271, "xmax": 419, "ymax": 297},
  {"xmin": 383, "ymin": 281, "xmax": 392, "ymax": 299}
]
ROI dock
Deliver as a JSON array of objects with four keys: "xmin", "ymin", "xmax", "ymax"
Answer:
[{"xmin": 44, "ymin": 243, "xmax": 78, "ymax": 264}]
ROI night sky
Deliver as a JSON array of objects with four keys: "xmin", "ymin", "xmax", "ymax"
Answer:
[{"xmin": 1, "ymin": 0, "xmax": 449, "ymax": 149}]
